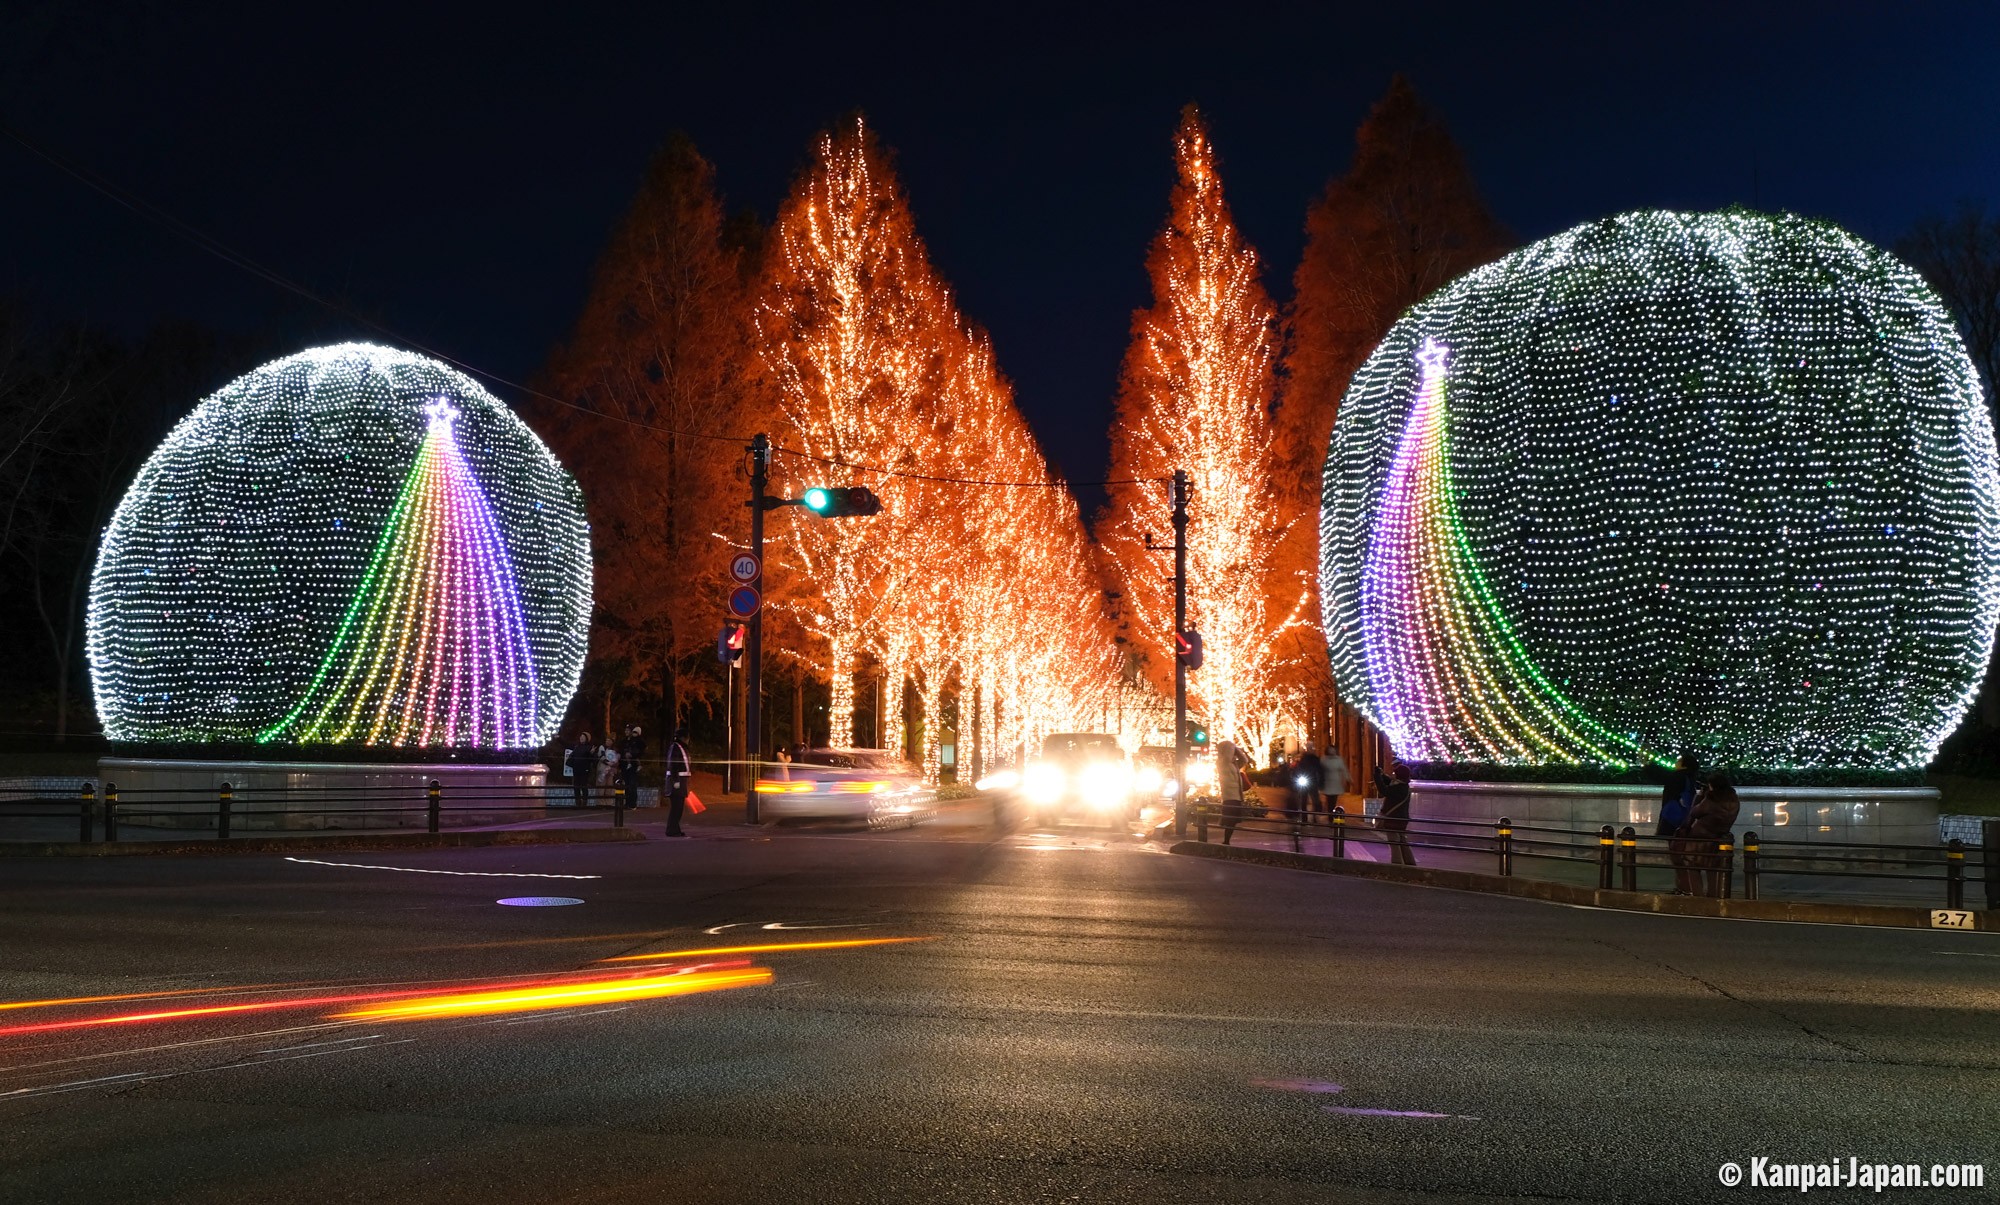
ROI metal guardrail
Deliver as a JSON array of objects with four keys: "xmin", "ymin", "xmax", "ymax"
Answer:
[
  {"xmin": 0, "ymin": 780, "xmax": 651, "ymax": 841},
  {"xmin": 1190, "ymin": 800, "xmax": 1990, "ymax": 909}
]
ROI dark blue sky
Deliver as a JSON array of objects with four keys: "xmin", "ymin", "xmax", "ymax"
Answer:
[{"xmin": 4, "ymin": 1, "xmax": 1996, "ymax": 500}]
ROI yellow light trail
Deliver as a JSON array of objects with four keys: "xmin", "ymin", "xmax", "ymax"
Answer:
[
  {"xmin": 600, "ymin": 937, "xmax": 930, "ymax": 964},
  {"xmin": 334, "ymin": 966, "xmax": 771, "ymax": 1021},
  {"xmin": 0, "ymin": 986, "xmax": 280, "ymax": 1013}
]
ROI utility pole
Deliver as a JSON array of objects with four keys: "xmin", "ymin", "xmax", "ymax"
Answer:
[
  {"xmin": 739, "ymin": 456, "xmax": 879, "ymax": 825},
  {"xmin": 1171, "ymin": 469, "xmax": 1189, "ymax": 837},
  {"xmin": 745, "ymin": 433, "xmax": 770, "ymax": 824}
]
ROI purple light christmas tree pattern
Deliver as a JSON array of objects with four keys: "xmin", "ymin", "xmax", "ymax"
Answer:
[
  {"xmin": 1322, "ymin": 210, "xmax": 2000, "ymax": 771},
  {"xmin": 1361, "ymin": 338, "xmax": 1652, "ymax": 768},
  {"xmin": 261, "ymin": 399, "xmax": 538, "ymax": 746},
  {"xmin": 87, "ymin": 345, "xmax": 590, "ymax": 750}
]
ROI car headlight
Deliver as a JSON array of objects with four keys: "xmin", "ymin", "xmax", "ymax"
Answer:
[
  {"xmin": 1078, "ymin": 762, "xmax": 1128, "ymax": 809},
  {"xmin": 1023, "ymin": 763, "xmax": 1064, "ymax": 804}
]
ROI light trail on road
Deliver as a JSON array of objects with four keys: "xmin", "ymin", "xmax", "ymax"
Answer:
[
  {"xmin": 334, "ymin": 966, "xmax": 772, "ymax": 1021},
  {"xmin": 600, "ymin": 937, "xmax": 932, "ymax": 963}
]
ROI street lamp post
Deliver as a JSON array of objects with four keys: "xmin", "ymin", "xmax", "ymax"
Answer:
[{"xmin": 1172, "ymin": 469, "xmax": 1189, "ymax": 838}]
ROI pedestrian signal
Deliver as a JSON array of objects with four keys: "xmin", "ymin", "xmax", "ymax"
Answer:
[
  {"xmin": 717, "ymin": 622, "xmax": 746, "ymax": 665},
  {"xmin": 1174, "ymin": 629, "xmax": 1204, "ymax": 670}
]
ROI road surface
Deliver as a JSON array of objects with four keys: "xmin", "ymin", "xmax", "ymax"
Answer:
[{"xmin": 1, "ymin": 812, "xmax": 1994, "ymax": 1202}]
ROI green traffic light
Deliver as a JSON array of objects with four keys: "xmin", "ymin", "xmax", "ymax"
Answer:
[{"xmin": 803, "ymin": 487, "xmax": 831, "ymax": 513}]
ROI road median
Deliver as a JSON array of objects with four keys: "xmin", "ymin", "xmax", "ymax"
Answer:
[
  {"xmin": 0, "ymin": 826, "xmax": 646, "ymax": 858},
  {"xmin": 1171, "ymin": 839, "xmax": 1990, "ymax": 931}
]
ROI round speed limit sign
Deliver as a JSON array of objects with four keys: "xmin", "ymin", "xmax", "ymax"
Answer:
[{"xmin": 729, "ymin": 552, "xmax": 760, "ymax": 583}]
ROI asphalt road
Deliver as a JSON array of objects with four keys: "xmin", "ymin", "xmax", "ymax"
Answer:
[{"xmin": 0, "ymin": 811, "xmax": 1995, "ymax": 1204}]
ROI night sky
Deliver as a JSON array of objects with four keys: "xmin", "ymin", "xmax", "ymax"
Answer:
[{"xmin": 4, "ymin": 1, "xmax": 1997, "ymax": 503}]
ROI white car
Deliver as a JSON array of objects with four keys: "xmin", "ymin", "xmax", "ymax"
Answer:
[{"xmin": 755, "ymin": 748, "xmax": 936, "ymax": 827}]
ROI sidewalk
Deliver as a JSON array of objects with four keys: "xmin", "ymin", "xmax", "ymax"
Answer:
[{"xmin": 1204, "ymin": 810, "xmax": 1976, "ymax": 911}]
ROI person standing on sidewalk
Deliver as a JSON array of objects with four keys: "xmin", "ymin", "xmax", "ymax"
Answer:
[
  {"xmin": 1288, "ymin": 745, "xmax": 1323, "ymax": 822},
  {"xmin": 565, "ymin": 731, "xmax": 597, "ymax": 809},
  {"xmin": 1683, "ymin": 772, "xmax": 1741, "ymax": 897},
  {"xmin": 1373, "ymin": 760, "xmax": 1417, "ymax": 865},
  {"xmin": 664, "ymin": 726, "xmax": 692, "ymax": 837},
  {"xmin": 1217, "ymin": 740, "xmax": 1248, "ymax": 846},
  {"xmin": 1657, "ymin": 752, "xmax": 1699, "ymax": 837},
  {"xmin": 619, "ymin": 724, "xmax": 646, "ymax": 807},
  {"xmin": 1320, "ymin": 746, "xmax": 1350, "ymax": 813}
]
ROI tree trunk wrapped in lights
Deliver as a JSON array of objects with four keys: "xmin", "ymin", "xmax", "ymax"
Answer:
[{"xmin": 1100, "ymin": 106, "xmax": 1305, "ymax": 756}]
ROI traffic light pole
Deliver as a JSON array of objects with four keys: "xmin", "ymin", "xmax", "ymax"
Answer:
[
  {"xmin": 746, "ymin": 433, "xmax": 769, "ymax": 825},
  {"xmin": 1171, "ymin": 469, "xmax": 1189, "ymax": 838}
]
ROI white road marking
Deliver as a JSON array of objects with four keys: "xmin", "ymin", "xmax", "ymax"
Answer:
[
  {"xmin": 285, "ymin": 856, "xmax": 599, "ymax": 880},
  {"xmin": 254, "ymin": 1035, "xmax": 384, "ymax": 1054}
]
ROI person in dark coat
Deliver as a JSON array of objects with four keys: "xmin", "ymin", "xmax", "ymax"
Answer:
[
  {"xmin": 565, "ymin": 731, "xmax": 596, "ymax": 809},
  {"xmin": 663, "ymin": 726, "xmax": 692, "ymax": 837},
  {"xmin": 1288, "ymin": 746, "xmax": 1324, "ymax": 822},
  {"xmin": 1657, "ymin": 752, "xmax": 1700, "ymax": 837},
  {"xmin": 618, "ymin": 724, "xmax": 646, "ymax": 807},
  {"xmin": 1681, "ymin": 772, "xmax": 1741, "ymax": 898},
  {"xmin": 1373, "ymin": 760, "xmax": 1416, "ymax": 866},
  {"xmin": 1217, "ymin": 741, "xmax": 1249, "ymax": 845}
]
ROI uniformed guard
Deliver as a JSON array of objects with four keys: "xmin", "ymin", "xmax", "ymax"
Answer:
[{"xmin": 664, "ymin": 725, "xmax": 692, "ymax": 837}]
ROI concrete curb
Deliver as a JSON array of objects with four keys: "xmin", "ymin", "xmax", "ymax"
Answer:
[
  {"xmin": 0, "ymin": 827, "xmax": 647, "ymax": 858},
  {"xmin": 1170, "ymin": 840, "xmax": 1988, "ymax": 931}
]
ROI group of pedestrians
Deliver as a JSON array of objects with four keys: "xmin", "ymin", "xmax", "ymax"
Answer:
[
  {"xmin": 562, "ymin": 724, "xmax": 696, "ymax": 838},
  {"xmin": 563, "ymin": 724, "xmax": 647, "ymax": 807},
  {"xmin": 1658, "ymin": 753, "xmax": 1741, "ymax": 896},
  {"xmin": 1278, "ymin": 743, "xmax": 1351, "ymax": 821},
  {"xmin": 1213, "ymin": 739, "xmax": 1420, "ymax": 865}
]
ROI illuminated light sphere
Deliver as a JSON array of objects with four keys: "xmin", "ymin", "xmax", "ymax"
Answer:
[
  {"xmin": 1321, "ymin": 209, "xmax": 2000, "ymax": 771},
  {"xmin": 87, "ymin": 343, "xmax": 592, "ymax": 749}
]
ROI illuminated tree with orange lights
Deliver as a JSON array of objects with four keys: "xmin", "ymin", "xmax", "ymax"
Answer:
[
  {"xmin": 533, "ymin": 133, "xmax": 760, "ymax": 740},
  {"xmin": 752, "ymin": 117, "xmax": 942, "ymax": 748},
  {"xmin": 754, "ymin": 116, "xmax": 1112, "ymax": 769},
  {"xmin": 1100, "ymin": 107, "xmax": 1307, "ymax": 756}
]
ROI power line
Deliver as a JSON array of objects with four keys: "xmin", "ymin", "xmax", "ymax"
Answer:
[{"xmin": 0, "ymin": 119, "xmax": 1162, "ymax": 491}]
